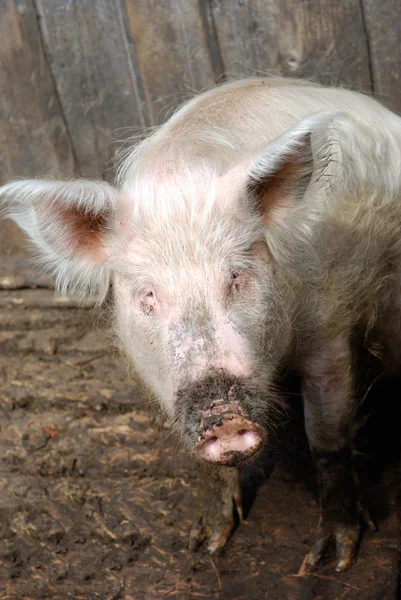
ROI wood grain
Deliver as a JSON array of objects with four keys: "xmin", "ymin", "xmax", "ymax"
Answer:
[
  {"xmin": 0, "ymin": 288, "xmax": 94, "ymax": 308},
  {"xmin": 35, "ymin": 0, "xmax": 149, "ymax": 180},
  {"xmin": 210, "ymin": 0, "xmax": 373, "ymax": 90},
  {"xmin": 0, "ymin": 256, "xmax": 53, "ymax": 289},
  {"xmin": 0, "ymin": 0, "xmax": 75, "ymax": 255},
  {"xmin": 362, "ymin": 0, "xmax": 401, "ymax": 113},
  {"xmin": 123, "ymin": 0, "xmax": 215, "ymax": 125}
]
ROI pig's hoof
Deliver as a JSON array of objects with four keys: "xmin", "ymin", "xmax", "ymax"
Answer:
[
  {"xmin": 189, "ymin": 514, "xmax": 235, "ymax": 555},
  {"xmin": 189, "ymin": 467, "xmax": 243, "ymax": 555},
  {"xmin": 303, "ymin": 522, "xmax": 360, "ymax": 573}
]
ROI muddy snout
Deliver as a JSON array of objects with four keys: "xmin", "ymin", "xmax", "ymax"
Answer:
[{"xmin": 196, "ymin": 400, "xmax": 264, "ymax": 466}]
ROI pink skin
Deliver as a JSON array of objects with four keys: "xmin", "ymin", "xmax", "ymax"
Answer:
[
  {"xmin": 114, "ymin": 273, "xmax": 261, "ymax": 462},
  {"xmin": 196, "ymin": 400, "xmax": 264, "ymax": 465},
  {"xmin": 215, "ymin": 318, "xmax": 254, "ymax": 379},
  {"xmin": 138, "ymin": 282, "xmax": 254, "ymax": 382},
  {"xmin": 172, "ymin": 319, "xmax": 254, "ymax": 382}
]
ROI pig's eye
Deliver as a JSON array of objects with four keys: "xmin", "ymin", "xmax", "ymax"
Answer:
[
  {"xmin": 140, "ymin": 289, "xmax": 157, "ymax": 315},
  {"xmin": 231, "ymin": 272, "xmax": 240, "ymax": 291}
]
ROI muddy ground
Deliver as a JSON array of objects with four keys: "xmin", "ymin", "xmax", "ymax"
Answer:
[{"xmin": 0, "ymin": 274, "xmax": 400, "ymax": 599}]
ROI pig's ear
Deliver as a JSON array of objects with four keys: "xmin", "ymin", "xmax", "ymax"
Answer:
[
  {"xmin": 0, "ymin": 179, "xmax": 124, "ymax": 303},
  {"xmin": 243, "ymin": 112, "xmax": 343, "ymax": 226}
]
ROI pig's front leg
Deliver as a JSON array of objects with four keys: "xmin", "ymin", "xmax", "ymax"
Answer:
[
  {"xmin": 189, "ymin": 464, "xmax": 242, "ymax": 554},
  {"xmin": 301, "ymin": 336, "xmax": 360, "ymax": 572}
]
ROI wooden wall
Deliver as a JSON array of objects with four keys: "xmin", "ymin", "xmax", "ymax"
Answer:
[{"xmin": 1, "ymin": 0, "xmax": 400, "ymax": 253}]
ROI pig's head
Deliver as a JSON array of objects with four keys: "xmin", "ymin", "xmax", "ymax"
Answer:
[{"xmin": 0, "ymin": 112, "xmax": 347, "ymax": 466}]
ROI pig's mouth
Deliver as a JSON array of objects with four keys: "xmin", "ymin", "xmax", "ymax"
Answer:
[
  {"xmin": 196, "ymin": 400, "xmax": 264, "ymax": 466},
  {"xmin": 175, "ymin": 374, "xmax": 269, "ymax": 467}
]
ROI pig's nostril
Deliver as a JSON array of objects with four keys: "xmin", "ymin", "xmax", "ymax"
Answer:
[{"xmin": 196, "ymin": 412, "xmax": 264, "ymax": 465}]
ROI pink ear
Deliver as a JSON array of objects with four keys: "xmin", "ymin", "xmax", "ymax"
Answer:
[
  {"xmin": 0, "ymin": 179, "xmax": 127, "ymax": 301},
  {"xmin": 219, "ymin": 112, "xmax": 340, "ymax": 226},
  {"xmin": 36, "ymin": 198, "xmax": 111, "ymax": 265},
  {"xmin": 248, "ymin": 151, "xmax": 313, "ymax": 226},
  {"xmin": 217, "ymin": 139, "xmax": 313, "ymax": 226}
]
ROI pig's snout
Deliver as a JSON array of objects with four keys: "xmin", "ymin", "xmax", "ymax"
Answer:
[{"xmin": 196, "ymin": 401, "xmax": 264, "ymax": 466}]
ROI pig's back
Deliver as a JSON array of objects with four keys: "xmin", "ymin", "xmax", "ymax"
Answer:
[
  {"xmin": 155, "ymin": 79, "xmax": 401, "ymax": 165},
  {"xmin": 121, "ymin": 78, "xmax": 401, "ymax": 182}
]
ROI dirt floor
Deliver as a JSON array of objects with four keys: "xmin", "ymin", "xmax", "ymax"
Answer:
[{"xmin": 0, "ymin": 272, "xmax": 400, "ymax": 599}]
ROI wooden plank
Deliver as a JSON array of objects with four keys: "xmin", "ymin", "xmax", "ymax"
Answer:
[
  {"xmin": 210, "ymin": 0, "xmax": 372, "ymax": 90},
  {"xmin": 204, "ymin": 0, "xmax": 278, "ymax": 78},
  {"xmin": 0, "ymin": 0, "xmax": 75, "ymax": 255},
  {"xmin": 35, "ymin": 0, "xmax": 150, "ymax": 180},
  {"xmin": 0, "ymin": 288, "xmax": 94, "ymax": 308},
  {"xmin": 0, "ymin": 256, "xmax": 53, "ymax": 289},
  {"xmin": 361, "ymin": 0, "xmax": 401, "ymax": 114},
  {"xmin": 123, "ymin": 0, "xmax": 216, "ymax": 125}
]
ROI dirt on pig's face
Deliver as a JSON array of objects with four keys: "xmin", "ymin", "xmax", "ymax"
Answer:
[
  {"xmin": 175, "ymin": 372, "xmax": 279, "ymax": 465},
  {"xmin": 111, "ymin": 176, "xmax": 294, "ymax": 463}
]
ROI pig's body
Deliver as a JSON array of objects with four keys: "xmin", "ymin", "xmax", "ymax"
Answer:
[
  {"xmin": 2, "ymin": 78, "xmax": 401, "ymax": 572},
  {"xmin": 118, "ymin": 78, "xmax": 401, "ymax": 393}
]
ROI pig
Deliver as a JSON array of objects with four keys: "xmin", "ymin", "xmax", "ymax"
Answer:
[{"xmin": 2, "ymin": 77, "xmax": 401, "ymax": 572}]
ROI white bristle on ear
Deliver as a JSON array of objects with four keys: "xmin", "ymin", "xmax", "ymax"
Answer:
[{"xmin": 0, "ymin": 179, "xmax": 120, "ymax": 304}]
